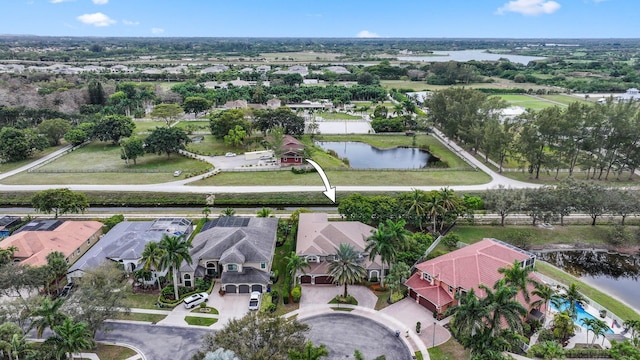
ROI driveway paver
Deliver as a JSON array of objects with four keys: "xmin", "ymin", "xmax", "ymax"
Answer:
[{"xmin": 381, "ymin": 298, "xmax": 451, "ymax": 348}]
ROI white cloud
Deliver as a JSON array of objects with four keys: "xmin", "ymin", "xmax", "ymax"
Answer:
[
  {"xmin": 92, "ymin": 0, "xmax": 108, "ymax": 4},
  {"xmin": 151, "ymin": 27, "xmax": 165, "ymax": 34},
  {"xmin": 496, "ymin": 0, "xmax": 561, "ymax": 15},
  {"xmin": 77, "ymin": 12, "xmax": 116, "ymax": 27},
  {"xmin": 356, "ymin": 30, "xmax": 379, "ymax": 38},
  {"xmin": 122, "ymin": 20, "xmax": 140, "ymax": 26},
  {"xmin": 50, "ymin": 0, "xmax": 75, "ymax": 3}
]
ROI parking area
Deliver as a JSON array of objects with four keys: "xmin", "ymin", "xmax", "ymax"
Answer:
[
  {"xmin": 299, "ymin": 285, "xmax": 378, "ymax": 309},
  {"xmin": 381, "ymin": 298, "xmax": 450, "ymax": 347}
]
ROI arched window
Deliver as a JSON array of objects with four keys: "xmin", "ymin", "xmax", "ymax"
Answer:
[{"xmin": 184, "ymin": 274, "xmax": 191, "ymax": 280}]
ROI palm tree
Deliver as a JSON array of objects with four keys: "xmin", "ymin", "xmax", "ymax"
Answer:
[
  {"xmin": 0, "ymin": 245, "xmax": 18, "ymax": 265},
  {"xmin": 435, "ymin": 187, "xmax": 462, "ymax": 232},
  {"xmin": 587, "ymin": 319, "xmax": 609, "ymax": 346},
  {"xmin": 288, "ymin": 340, "xmax": 329, "ymax": 360},
  {"xmin": 29, "ymin": 297, "xmax": 66, "ymax": 338},
  {"xmin": 581, "ymin": 318, "xmax": 597, "ymax": 345},
  {"xmin": 365, "ymin": 228, "xmax": 395, "ymax": 287},
  {"xmin": 202, "ymin": 207, "xmax": 211, "ymax": 220},
  {"xmin": 552, "ymin": 311, "xmax": 578, "ymax": 343},
  {"xmin": 328, "ymin": 243, "xmax": 366, "ymax": 299},
  {"xmin": 425, "ymin": 196, "xmax": 443, "ymax": 234},
  {"xmin": 284, "ymin": 251, "xmax": 310, "ymax": 286},
  {"xmin": 46, "ymin": 318, "xmax": 95, "ymax": 360},
  {"xmin": 404, "ymin": 189, "xmax": 428, "ymax": 231},
  {"xmin": 381, "ymin": 219, "xmax": 411, "ymax": 251},
  {"xmin": 481, "ymin": 280, "xmax": 527, "ymax": 335},
  {"xmin": 139, "ymin": 242, "xmax": 166, "ymax": 289},
  {"xmin": 498, "ymin": 260, "xmax": 539, "ymax": 304},
  {"xmin": 445, "ymin": 288, "xmax": 488, "ymax": 339},
  {"xmin": 536, "ymin": 340, "xmax": 566, "ymax": 360},
  {"xmin": 531, "ymin": 283, "xmax": 558, "ymax": 319},
  {"xmin": 256, "ymin": 208, "xmax": 273, "ymax": 218},
  {"xmin": 159, "ymin": 234, "xmax": 193, "ymax": 301},
  {"xmin": 221, "ymin": 207, "xmax": 236, "ymax": 217},
  {"xmin": 561, "ymin": 283, "xmax": 588, "ymax": 320},
  {"xmin": 393, "ymin": 103, "xmax": 404, "ymax": 117},
  {"xmin": 623, "ymin": 319, "xmax": 640, "ymax": 340}
]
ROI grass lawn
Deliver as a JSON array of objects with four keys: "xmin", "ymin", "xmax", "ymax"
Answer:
[
  {"xmin": 316, "ymin": 111, "xmax": 362, "ymax": 120},
  {"xmin": 497, "ymin": 169, "xmax": 640, "ymax": 186},
  {"xmin": 1, "ymin": 141, "xmax": 211, "ymax": 185},
  {"xmin": 540, "ymin": 94, "xmax": 590, "ymax": 105},
  {"xmin": 92, "ymin": 343, "xmax": 137, "ymax": 360},
  {"xmin": 124, "ymin": 293, "xmax": 160, "ymax": 310},
  {"xmin": 494, "ymin": 94, "xmax": 557, "ymax": 110},
  {"xmin": 428, "ymin": 338, "xmax": 470, "ymax": 360},
  {"xmin": 186, "ymin": 135, "xmax": 257, "ymax": 156},
  {"xmin": 115, "ymin": 312, "xmax": 167, "ymax": 323},
  {"xmin": 452, "ymin": 225, "xmax": 613, "ymax": 247},
  {"xmin": 536, "ymin": 262, "xmax": 640, "ymax": 321},
  {"xmin": 175, "ymin": 121, "xmax": 210, "ymax": 133},
  {"xmin": 133, "ymin": 120, "xmax": 167, "ymax": 133},
  {"xmin": 374, "ymin": 289, "xmax": 392, "ymax": 310},
  {"xmin": 380, "ymin": 80, "xmax": 431, "ymax": 91},
  {"xmin": 0, "ymin": 144, "xmax": 66, "ymax": 174},
  {"xmin": 191, "ymin": 306, "xmax": 219, "ymax": 314},
  {"xmin": 184, "ymin": 316, "xmax": 218, "ymax": 326}
]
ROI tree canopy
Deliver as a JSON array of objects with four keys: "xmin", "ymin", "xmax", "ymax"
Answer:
[{"xmin": 31, "ymin": 188, "xmax": 89, "ymax": 218}]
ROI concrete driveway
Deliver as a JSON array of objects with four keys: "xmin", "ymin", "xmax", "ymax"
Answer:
[
  {"xmin": 381, "ymin": 298, "xmax": 451, "ymax": 347},
  {"xmin": 300, "ymin": 285, "xmax": 378, "ymax": 309}
]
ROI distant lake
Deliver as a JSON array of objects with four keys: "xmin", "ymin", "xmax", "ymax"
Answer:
[
  {"xmin": 398, "ymin": 49, "xmax": 545, "ymax": 65},
  {"xmin": 316, "ymin": 141, "xmax": 434, "ymax": 169}
]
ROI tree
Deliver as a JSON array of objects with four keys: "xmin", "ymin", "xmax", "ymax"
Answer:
[
  {"xmin": 328, "ymin": 243, "xmax": 366, "ymax": 298},
  {"xmin": 224, "ymin": 125, "xmax": 247, "ymax": 148},
  {"xmin": 139, "ymin": 242, "xmax": 167, "ymax": 290},
  {"xmin": 288, "ymin": 341, "xmax": 329, "ymax": 360},
  {"xmin": 144, "ymin": 127, "xmax": 191, "ymax": 158},
  {"xmin": 581, "ymin": 318, "xmax": 609, "ymax": 346},
  {"xmin": 366, "ymin": 226, "xmax": 395, "ymax": 287},
  {"xmin": 373, "ymin": 105, "xmax": 388, "ymax": 119},
  {"xmin": 38, "ymin": 118, "xmax": 71, "ymax": 146},
  {"xmin": 560, "ymin": 283, "xmax": 588, "ymax": 320},
  {"xmin": 64, "ymin": 128, "xmax": 88, "ymax": 146},
  {"xmin": 623, "ymin": 319, "xmax": 640, "ymax": 341},
  {"xmin": 338, "ymin": 194, "xmax": 373, "ymax": 224},
  {"xmin": 46, "ymin": 318, "xmax": 95, "ymax": 360},
  {"xmin": 256, "ymin": 208, "xmax": 273, "ymax": 218},
  {"xmin": 0, "ymin": 127, "xmax": 47, "ymax": 162},
  {"xmin": 150, "ymin": 103, "xmax": 183, "ymax": 126},
  {"xmin": 253, "ymin": 107, "xmax": 305, "ymax": 135},
  {"xmin": 267, "ymin": 126, "xmax": 286, "ymax": 158},
  {"xmin": 195, "ymin": 313, "xmax": 309, "ymax": 360},
  {"xmin": 484, "ymin": 186, "xmax": 524, "ymax": 226},
  {"xmin": 87, "ymin": 79, "xmax": 106, "ymax": 106},
  {"xmin": 403, "ymin": 189, "xmax": 428, "ymax": 231},
  {"xmin": 202, "ymin": 207, "xmax": 211, "ymax": 220},
  {"xmin": 45, "ymin": 251, "xmax": 68, "ymax": 294},
  {"xmin": 120, "ymin": 135, "xmax": 145, "ymax": 166},
  {"xmin": 221, "ymin": 208, "xmax": 236, "ymax": 217},
  {"xmin": 285, "ymin": 252, "xmax": 310, "ymax": 287},
  {"xmin": 159, "ymin": 234, "xmax": 193, "ymax": 301},
  {"xmin": 63, "ymin": 261, "xmax": 130, "ymax": 337},
  {"xmin": 531, "ymin": 283, "xmax": 557, "ymax": 319},
  {"xmin": 552, "ymin": 311, "xmax": 577, "ymax": 343},
  {"xmin": 498, "ymin": 260, "xmax": 538, "ymax": 304},
  {"xmin": 183, "ymin": 96, "xmax": 211, "ymax": 118},
  {"xmin": 385, "ymin": 262, "xmax": 410, "ymax": 301},
  {"xmin": 482, "ymin": 280, "xmax": 527, "ymax": 335},
  {"xmin": 527, "ymin": 341, "xmax": 565, "ymax": 360},
  {"xmin": 0, "ymin": 246, "xmax": 18, "ymax": 266},
  {"xmin": 29, "ymin": 296, "xmax": 66, "ymax": 338},
  {"xmin": 93, "ymin": 115, "xmax": 135, "ymax": 144},
  {"xmin": 31, "ymin": 188, "xmax": 89, "ymax": 218},
  {"xmin": 0, "ymin": 322, "xmax": 35, "ymax": 360},
  {"xmin": 446, "ymin": 288, "xmax": 488, "ymax": 339},
  {"xmin": 575, "ymin": 182, "xmax": 608, "ymax": 226},
  {"xmin": 209, "ymin": 109, "xmax": 250, "ymax": 139}
]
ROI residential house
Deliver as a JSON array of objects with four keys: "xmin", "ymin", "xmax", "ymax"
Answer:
[
  {"xmin": 0, "ymin": 220, "xmax": 103, "ymax": 267},
  {"xmin": 256, "ymin": 65, "xmax": 271, "ymax": 73},
  {"xmin": 405, "ymin": 238, "xmax": 540, "ymax": 317},
  {"xmin": 296, "ymin": 213, "xmax": 383, "ymax": 284},
  {"xmin": 66, "ymin": 218, "xmax": 192, "ymax": 283},
  {"xmin": 180, "ymin": 217, "xmax": 277, "ymax": 293},
  {"xmin": 224, "ymin": 99, "xmax": 248, "ymax": 109},
  {"xmin": 616, "ymin": 88, "xmax": 640, "ymax": 103},
  {"xmin": 280, "ymin": 135, "xmax": 305, "ymax": 165},
  {"xmin": 0, "ymin": 216, "xmax": 21, "ymax": 239},
  {"xmin": 201, "ymin": 65, "xmax": 229, "ymax": 74},
  {"xmin": 266, "ymin": 98, "xmax": 282, "ymax": 109},
  {"xmin": 324, "ymin": 66, "xmax": 350, "ymax": 74}
]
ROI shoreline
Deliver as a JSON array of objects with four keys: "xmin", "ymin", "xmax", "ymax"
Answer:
[{"xmin": 529, "ymin": 243, "xmax": 640, "ymax": 256}]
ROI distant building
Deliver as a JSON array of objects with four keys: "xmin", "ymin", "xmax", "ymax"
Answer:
[
  {"xmin": 280, "ymin": 135, "xmax": 305, "ymax": 165},
  {"xmin": 0, "ymin": 216, "xmax": 21, "ymax": 239},
  {"xmin": 200, "ymin": 65, "xmax": 229, "ymax": 74},
  {"xmin": 616, "ymin": 88, "xmax": 640, "ymax": 103}
]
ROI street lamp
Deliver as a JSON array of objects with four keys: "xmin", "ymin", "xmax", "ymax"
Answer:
[{"xmin": 432, "ymin": 321, "xmax": 436, "ymax": 348}]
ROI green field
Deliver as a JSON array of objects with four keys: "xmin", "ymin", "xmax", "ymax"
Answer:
[
  {"xmin": 452, "ymin": 225, "xmax": 614, "ymax": 247},
  {"xmin": 0, "ymin": 144, "xmax": 66, "ymax": 174},
  {"xmin": 380, "ymin": 80, "xmax": 430, "ymax": 91},
  {"xmin": 540, "ymin": 94, "xmax": 590, "ymax": 106},
  {"xmin": 186, "ymin": 134, "xmax": 254, "ymax": 156},
  {"xmin": 494, "ymin": 94, "xmax": 557, "ymax": 110},
  {"xmin": 174, "ymin": 121, "xmax": 210, "ymax": 131},
  {"xmin": 133, "ymin": 120, "xmax": 168, "ymax": 133}
]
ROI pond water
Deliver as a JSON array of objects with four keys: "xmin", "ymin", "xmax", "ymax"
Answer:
[
  {"xmin": 315, "ymin": 141, "xmax": 434, "ymax": 169},
  {"xmin": 398, "ymin": 49, "xmax": 545, "ymax": 65},
  {"xmin": 535, "ymin": 250, "xmax": 640, "ymax": 311}
]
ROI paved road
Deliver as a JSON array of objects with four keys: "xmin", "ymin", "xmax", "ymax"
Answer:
[{"xmin": 97, "ymin": 322, "xmax": 210, "ymax": 360}]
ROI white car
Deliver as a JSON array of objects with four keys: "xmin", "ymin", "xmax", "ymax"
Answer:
[
  {"xmin": 183, "ymin": 292, "xmax": 208, "ymax": 309},
  {"xmin": 173, "ymin": 170, "xmax": 182, "ymax": 177},
  {"xmin": 225, "ymin": 152, "xmax": 237, "ymax": 157},
  {"xmin": 248, "ymin": 291, "xmax": 261, "ymax": 311}
]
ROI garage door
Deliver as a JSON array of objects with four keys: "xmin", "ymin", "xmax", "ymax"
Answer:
[
  {"xmin": 314, "ymin": 276, "xmax": 333, "ymax": 285},
  {"xmin": 251, "ymin": 285, "xmax": 262, "ymax": 293},
  {"xmin": 225, "ymin": 284, "xmax": 237, "ymax": 293},
  {"xmin": 238, "ymin": 285, "xmax": 250, "ymax": 293},
  {"xmin": 409, "ymin": 288, "xmax": 417, "ymax": 300},
  {"xmin": 418, "ymin": 296, "xmax": 437, "ymax": 312},
  {"xmin": 300, "ymin": 275, "xmax": 311, "ymax": 284}
]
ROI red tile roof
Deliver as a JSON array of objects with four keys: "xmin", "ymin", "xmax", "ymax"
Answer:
[{"xmin": 406, "ymin": 273, "xmax": 454, "ymax": 306}]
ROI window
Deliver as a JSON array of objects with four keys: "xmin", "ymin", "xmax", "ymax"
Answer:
[
  {"xmin": 206, "ymin": 262, "xmax": 216, "ymax": 276},
  {"xmin": 260, "ymin": 262, "xmax": 266, "ymax": 269},
  {"xmin": 184, "ymin": 274, "xmax": 191, "ymax": 280},
  {"xmin": 448, "ymin": 285, "xmax": 453, "ymax": 293},
  {"xmin": 87, "ymin": 239, "xmax": 91, "ymax": 245},
  {"xmin": 76, "ymin": 249, "xmax": 81, "ymax": 255},
  {"xmin": 306, "ymin": 255, "xmax": 319, "ymax": 263},
  {"xmin": 423, "ymin": 273, "xmax": 432, "ymax": 282},
  {"xmin": 227, "ymin": 264, "xmax": 238, "ymax": 272}
]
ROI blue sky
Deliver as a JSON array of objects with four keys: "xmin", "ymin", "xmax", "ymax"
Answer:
[{"xmin": 0, "ymin": 0, "xmax": 637, "ymax": 38}]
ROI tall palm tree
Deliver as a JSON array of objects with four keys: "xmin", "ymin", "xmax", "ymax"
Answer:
[
  {"xmin": 404, "ymin": 189, "xmax": 428, "ymax": 231},
  {"xmin": 481, "ymin": 280, "xmax": 527, "ymax": 335},
  {"xmin": 328, "ymin": 243, "xmax": 366, "ymax": 299},
  {"xmin": 583, "ymin": 318, "xmax": 609, "ymax": 346},
  {"xmin": 139, "ymin": 242, "xmax": 167, "ymax": 289},
  {"xmin": 159, "ymin": 234, "xmax": 193, "ymax": 301},
  {"xmin": 381, "ymin": 219, "xmax": 411, "ymax": 251},
  {"xmin": 46, "ymin": 318, "xmax": 95, "ymax": 360},
  {"xmin": 284, "ymin": 251, "xmax": 310, "ymax": 287},
  {"xmin": 445, "ymin": 288, "xmax": 488, "ymax": 339},
  {"xmin": 435, "ymin": 187, "xmax": 462, "ymax": 232},
  {"xmin": 425, "ymin": 196, "xmax": 443, "ymax": 234},
  {"xmin": 29, "ymin": 297, "xmax": 66, "ymax": 338},
  {"xmin": 393, "ymin": 103, "xmax": 404, "ymax": 117},
  {"xmin": 531, "ymin": 283, "xmax": 557, "ymax": 319},
  {"xmin": 365, "ymin": 228, "xmax": 395, "ymax": 287},
  {"xmin": 561, "ymin": 283, "xmax": 588, "ymax": 320},
  {"xmin": 623, "ymin": 319, "xmax": 640, "ymax": 339},
  {"xmin": 498, "ymin": 260, "xmax": 539, "ymax": 304}
]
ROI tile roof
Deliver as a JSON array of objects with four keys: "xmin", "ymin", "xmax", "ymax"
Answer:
[{"xmin": 1, "ymin": 221, "xmax": 103, "ymax": 267}]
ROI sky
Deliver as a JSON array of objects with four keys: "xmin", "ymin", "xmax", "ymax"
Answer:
[{"xmin": 0, "ymin": 0, "xmax": 637, "ymax": 39}]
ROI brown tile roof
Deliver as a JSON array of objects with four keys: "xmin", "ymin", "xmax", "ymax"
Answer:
[
  {"xmin": 281, "ymin": 135, "xmax": 304, "ymax": 153},
  {"xmin": 0, "ymin": 221, "xmax": 102, "ymax": 267}
]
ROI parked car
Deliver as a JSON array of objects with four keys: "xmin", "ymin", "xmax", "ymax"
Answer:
[
  {"xmin": 173, "ymin": 170, "xmax": 182, "ymax": 177},
  {"xmin": 183, "ymin": 292, "xmax": 208, "ymax": 309},
  {"xmin": 249, "ymin": 291, "xmax": 261, "ymax": 311},
  {"xmin": 59, "ymin": 282, "xmax": 74, "ymax": 298},
  {"xmin": 225, "ymin": 152, "xmax": 237, "ymax": 157}
]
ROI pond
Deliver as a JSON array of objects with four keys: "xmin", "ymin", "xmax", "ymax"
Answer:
[
  {"xmin": 315, "ymin": 141, "xmax": 435, "ymax": 169},
  {"xmin": 398, "ymin": 49, "xmax": 546, "ymax": 65},
  {"xmin": 535, "ymin": 250, "xmax": 640, "ymax": 311}
]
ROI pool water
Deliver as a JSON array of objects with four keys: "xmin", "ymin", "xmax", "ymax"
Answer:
[{"xmin": 550, "ymin": 301, "xmax": 614, "ymax": 334}]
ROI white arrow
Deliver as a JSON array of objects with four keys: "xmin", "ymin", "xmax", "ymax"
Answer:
[{"xmin": 305, "ymin": 159, "xmax": 336, "ymax": 203}]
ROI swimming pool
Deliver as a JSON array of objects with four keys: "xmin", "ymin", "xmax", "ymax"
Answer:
[{"xmin": 550, "ymin": 301, "xmax": 614, "ymax": 334}]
